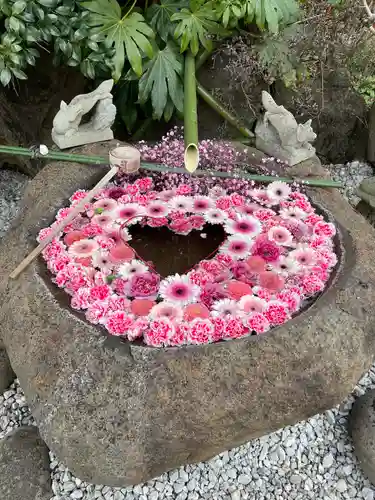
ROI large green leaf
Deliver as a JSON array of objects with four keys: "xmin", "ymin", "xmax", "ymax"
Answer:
[
  {"xmin": 82, "ymin": 0, "xmax": 154, "ymax": 79},
  {"xmin": 146, "ymin": 0, "xmax": 187, "ymax": 42},
  {"xmin": 172, "ymin": 1, "xmax": 227, "ymax": 55},
  {"xmin": 250, "ymin": 0, "xmax": 299, "ymax": 33},
  {"xmin": 138, "ymin": 42, "xmax": 183, "ymax": 120}
]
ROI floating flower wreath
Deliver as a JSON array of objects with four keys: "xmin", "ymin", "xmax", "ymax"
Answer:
[{"xmin": 39, "ymin": 176, "xmax": 338, "ymax": 347}]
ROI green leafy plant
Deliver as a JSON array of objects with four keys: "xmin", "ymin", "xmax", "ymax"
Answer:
[
  {"xmin": 0, "ymin": 0, "xmax": 303, "ymax": 134},
  {"xmin": 82, "ymin": 0, "xmax": 154, "ymax": 79}
]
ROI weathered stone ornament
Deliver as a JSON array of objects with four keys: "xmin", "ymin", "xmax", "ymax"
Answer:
[
  {"xmin": 255, "ymin": 91, "xmax": 317, "ymax": 166},
  {"xmin": 51, "ymin": 79, "xmax": 116, "ymax": 149}
]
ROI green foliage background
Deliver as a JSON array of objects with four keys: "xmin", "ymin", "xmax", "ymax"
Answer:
[{"xmin": 0, "ymin": 0, "xmax": 302, "ymax": 131}]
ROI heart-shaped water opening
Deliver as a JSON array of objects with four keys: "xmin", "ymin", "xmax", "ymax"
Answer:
[{"xmin": 129, "ymin": 223, "xmax": 226, "ymax": 277}]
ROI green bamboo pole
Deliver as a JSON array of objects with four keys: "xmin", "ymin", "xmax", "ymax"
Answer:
[
  {"xmin": 183, "ymin": 50, "xmax": 199, "ymax": 173},
  {"xmin": 0, "ymin": 145, "xmax": 342, "ymax": 187}
]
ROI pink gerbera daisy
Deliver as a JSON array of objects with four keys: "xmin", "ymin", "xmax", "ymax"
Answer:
[
  {"xmin": 239, "ymin": 295, "xmax": 267, "ymax": 314},
  {"xmin": 225, "ymin": 216, "xmax": 261, "ymax": 237},
  {"xmin": 220, "ymin": 235, "xmax": 252, "ymax": 259},
  {"xmin": 158, "ymin": 189, "xmax": 176, "ymax": 202},
  {"xmin": 149, "ymin": 302, "xmax": 183, "ymax": 322},
  {"xmin": 68, "ymin": 239, "xmax": 99, "ymax": 258},
  {"xmin": 193, "ymin": 196, "xmax": 214, "ymax": 212},
  {"xmin": 236, "ymin": 203, "xmax": 262, "ymax": 216},
  {"xmin": 114, "ymin": 203, "xmax": 145, "ymax": 223},
  {"xmin": 146, "ymin": 201, "xmax": 169, "ymax": 218},
  {"xmin": 268, "ymin": 226, "xmax": 293, "ymax": 246},
  {"xmin": 159, "ymin": 274, "xmax": 200, "ymax": 306},
  {"xmin": 91, "ymin": 214, "xmax": 115, "ymax": 229},
  {"xmin": 289, "ymin": 246, "xmax": 317, "ymax": 267},
  {"xmin": 92, "ymin": 198, "xmax": 118, "ymax": 212}
]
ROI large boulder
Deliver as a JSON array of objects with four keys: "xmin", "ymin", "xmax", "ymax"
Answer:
[
  {"xmin": 0, "ymin": 143, "xmax": 374, "ymax": 487},
  {"xmin": 0, "ymin": 426, "xmax": 52, "ymax": 500},
  {"xmin": 349, "ymin": 389, "xmax": 375, "ymax": 484}
]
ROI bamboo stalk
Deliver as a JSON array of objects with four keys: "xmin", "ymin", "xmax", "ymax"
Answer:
[
  {"xmin": 196, "ymin": 80, "xmax": 254, "ymax": 139},
  {"xmin": 10, "ymin": 166, "xmax": 118, "ymax": 279},
  {"xmin": 0, "ymin": 145, "xmax": 342, "ymax": 187},
  {"xmin": 184, "ymin": 50, "xmax": 199, "ymax": 173}
]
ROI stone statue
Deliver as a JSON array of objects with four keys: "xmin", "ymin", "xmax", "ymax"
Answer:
[
  {"xmin": 52, "ymin": 79, "xmax": 116, "ymax": 149},
  {"xmin": 255, "ymin": 91, "xmax": 317, "ymax": 166}
]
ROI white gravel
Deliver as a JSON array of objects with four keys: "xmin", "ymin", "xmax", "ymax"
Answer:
[{"xmin": 0, "ymin": 163, "xmax": 375, "ymax": 500}]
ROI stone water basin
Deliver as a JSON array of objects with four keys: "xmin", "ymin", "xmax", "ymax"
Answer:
[{"xmin": 0, "ymin": 143, "xmax": 374, "ymax": 487}]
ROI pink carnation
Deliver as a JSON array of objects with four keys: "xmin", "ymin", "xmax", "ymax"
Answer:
[
  {"xmin": 223, "ymin": 316, "xmax": 247, "ymax": 339},
  {"xmin": 90, "ymin": 285, "xmax": 112, "ymax": 301},
  {"xmin": 252, "ymin": 237, "xmax": 281, "ymax": 263},
  {"xmin": 135, "ymin": 177, "xmax": 153, "ymax": 193},
  {"xmin": 105, "ymin": 312, "xmax": 134, "ymax": 336},
  {"xmin": 313, "ymin": 221, "xmax": 336, "ymax": 238},
  {"xmin": 176, "ymin": 184, "xmax": 192, "ymax": 195},
  {"xmin": 71, "ymin": 287, "xmax": 92, "ymax": 310},
  {"xmin": 145, "ymin": 318, "xmax": 175, "ymax": 346},
  {"xmin": 246, "ymin": 313, "xmax": 270, "ymax": 334},
  {"xmin": 230, "ymin": 193, "xmax": 245, "ymax": 206},
  {"xmin": 85, "ymin": 300, "xmax": 109, "ymax": 324},
  {"xmin": 127, "ymin": 318, "xmax": 148, "ymax": 341},
  {"xmin": 216, "ymin": 196, "xmax": 232, "ymax": 210},
  {"xmin": 265, "ymin": 302, "xmax": 289, "ymax": 325},
  {"xmin": 130, "ymin": 272, "xmax": 160, "ymax": 298},
  {"xmin": 211, "ymin": 317, "xmax": 226, "ymax": 341},
  {"xmin": 188, "ymin": 319, "xmax": 214, "ymax": 344}
]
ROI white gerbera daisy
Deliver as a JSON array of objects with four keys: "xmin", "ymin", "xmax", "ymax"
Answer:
[
  {"xmin": 225, "ymin": 215, "xmax": 261, "ymax": 237},
  {"xmin": 211, "ymin": 298, "xmax": 240, "ymax": 317},
  {"xmin": 267, "ymin": 181, "xmax": 291, "ymax": 202},
  {"xmin": 271, "ymin": 256, "xmax": 300, "ymax": 276},
  {"xmin": 169, "ymin": 195, "xmax": 194, "ymax": 213},
  {"xmin": 204, "ymin": 208, "xmax": 227, "ymax": 224},
  {"xmin": 118, "ymin": 259, "xmax": 148, "ymax": 279},
  {"xmin": 279, "ymin": 206, "xmax": 306, "ymax": 220}
]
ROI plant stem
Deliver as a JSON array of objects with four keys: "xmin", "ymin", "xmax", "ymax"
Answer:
[
  {"xmin": 0, "ymin": 145, "xmax": 343, "ymax": 188},
  {"xmin": 196, "ymin": 80, "xmax": 254, "ymax": 139},
  {"xmin": 183, "ymin": 50, "xmax": 199, "ymax": 173}
]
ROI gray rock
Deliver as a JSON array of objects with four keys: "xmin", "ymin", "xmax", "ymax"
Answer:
[
  {"xmin": 0, "ymin": 425, "xmax": 51, "ymax": 500},
  {"xmin": 350, "ymin": 389, "xmax": 375, "ymax": 483},
  {"xmin": 0, "ymin": 348, "xmax": 15, "ymax": 393}
]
